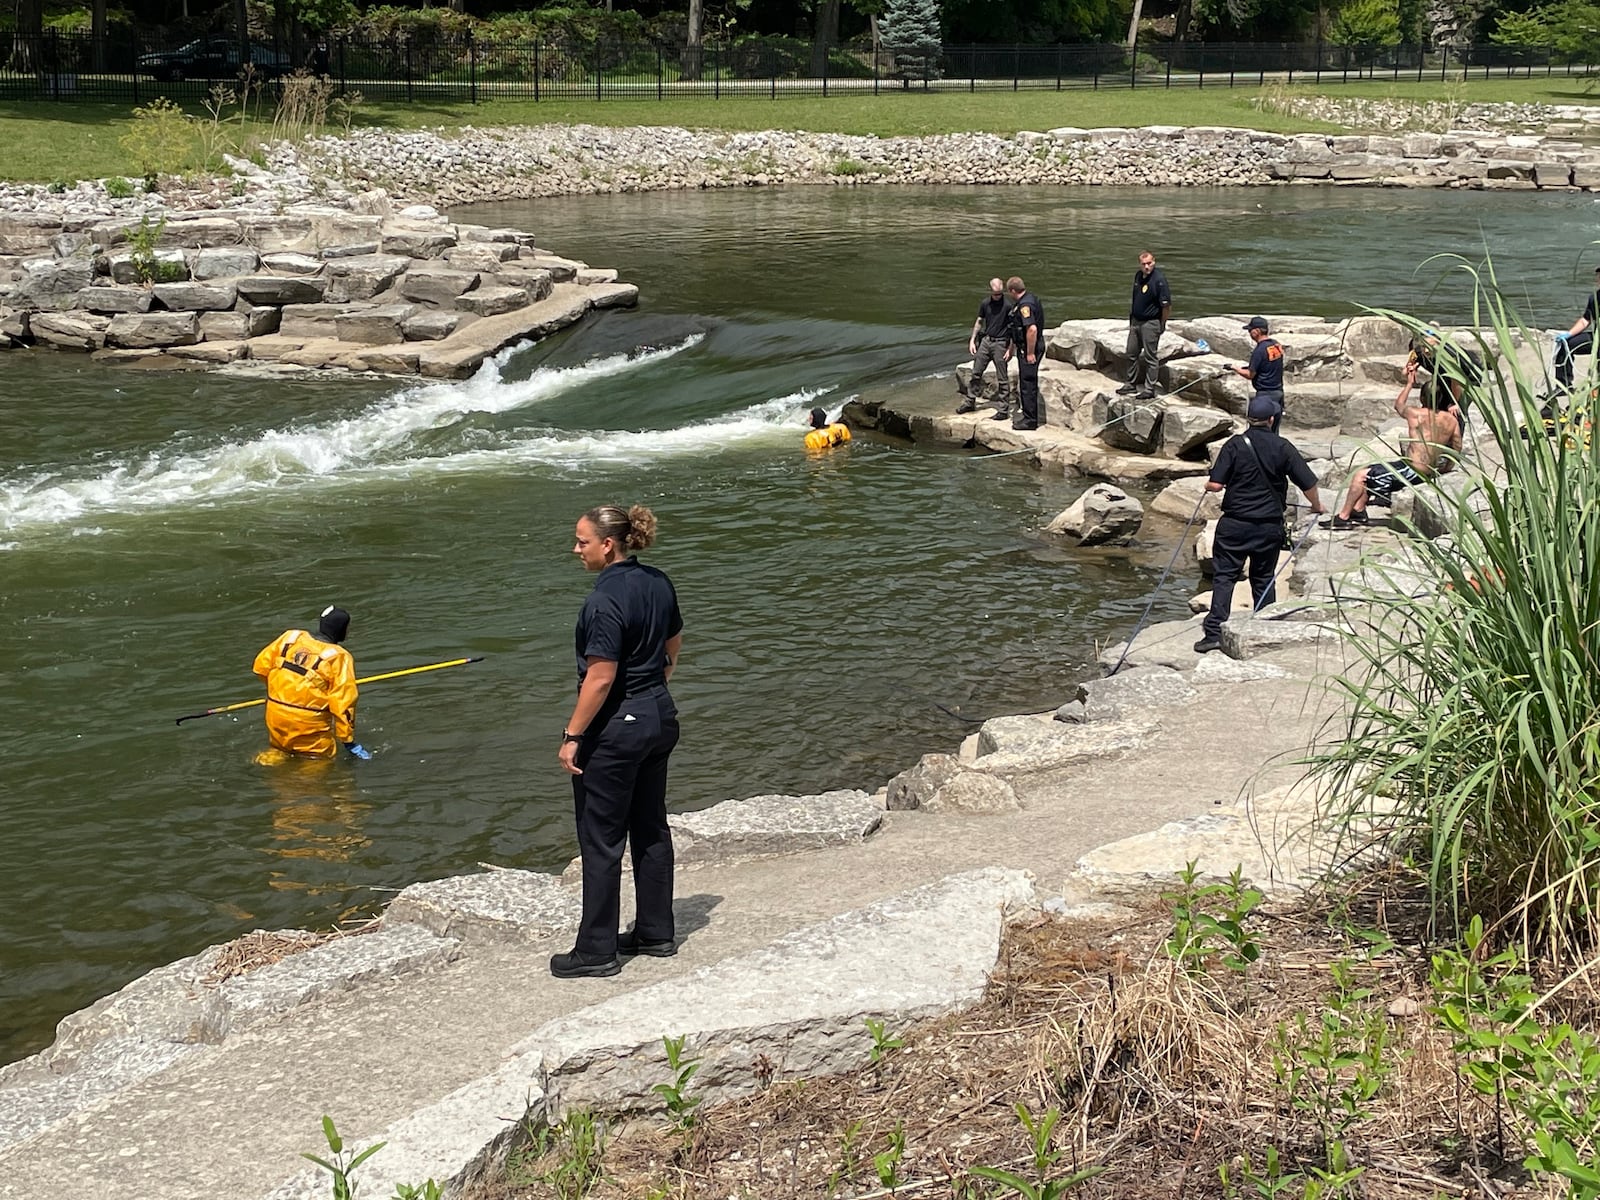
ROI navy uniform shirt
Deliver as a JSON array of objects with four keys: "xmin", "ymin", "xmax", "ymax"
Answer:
[
  {"xmin": 1008, "ymin": 292, "xmax": 1045, "ymax": 356},
  {"xmin": 1248, "ymin": 337, "xmax": 1285, "ymax": 392},
  {"xmin": 1129, "ymin": 267, "xmax": 1170, "ymax": 322},
  {"xmin": 575, "ymin": 557, "xmax": 683, "ymax": 700},
  {"xmin": 975, "ymin": 295, "xmax": 1011, "ymax": 341},
  {"xmin": 1209, "ymin": 428, "xmax": 1318, "ymax": 522}
]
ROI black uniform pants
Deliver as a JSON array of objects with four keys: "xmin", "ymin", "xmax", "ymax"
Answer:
[
  {"xmin": 1205, "ymin": 516, "xmax": 1284, "ymax": 638},
  {"xmin": 1016, "ymin": 353, "xmax": 1041, "ymax": 427},
  {"xmin": 1555, "ymin": 330, "xmax": 1594, "ymax": 389},
  {"xmin": 571, "ymin": 686, "xmax": 680, "ymax": 955}
]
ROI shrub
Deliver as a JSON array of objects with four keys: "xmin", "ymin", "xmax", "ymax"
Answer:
[
  {"xmin": 119, "ymin": 98, "xmax": 195, "ymax": 182},
  {"xmin": 1310, "ymin": 270, "xmax": 1600, "ymax": 969}
]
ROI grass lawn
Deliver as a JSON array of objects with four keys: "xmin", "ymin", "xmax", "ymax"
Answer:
[{"xmin": 1, "ymin": 74, "xmax": 1594, "ymax": 184}]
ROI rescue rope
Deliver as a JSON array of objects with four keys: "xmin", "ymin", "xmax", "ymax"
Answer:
[
  {"xmin": 1108, "ymin": 491, "xmax": 1208, "ymax": 677},
  {"xmin": 173, "ymin": 656, "xmax": 486, "ymax": 725}
]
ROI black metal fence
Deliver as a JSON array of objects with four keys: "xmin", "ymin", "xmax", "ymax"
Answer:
[{"xmin": 0, "ymin": 30, "xmax": 1588, "ymax": 105}]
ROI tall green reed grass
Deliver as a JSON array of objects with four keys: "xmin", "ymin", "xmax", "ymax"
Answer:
[{"xmin": 1311, "ymin": 263, "xmax": 1600, "ymax": 970}]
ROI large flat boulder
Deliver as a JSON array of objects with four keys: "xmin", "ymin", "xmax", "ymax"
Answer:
[
  {"xmin": 235, "ymin": 275, "xmax": 327, "ymax": 305},
  {"xmin": 322, "ymin": 253, "xmax": 409, "ymax": 303},
  {"xmin": 1160, "ymin": 401, "xmax": 1234, "ymax": 457},
  {"xmin": 1218, "ymin": 615, "xmax": 1342, "ymax": 659},
  {"xmin": 413, "ymin": 282, "xmax": 600, "ymax": 380},
  {"xmin": 1077, "ymin": 664, "xmax": 1197, "ymax": 714},
  {"xmin": 1150, "ymin": 474, "xmax": 1224, "ymax": 522},
  {"xmin": 28, "ymin": 312, "xmax": 109, "ymax": 350},
  {"xmin": 13, "ymin": 258, "xmax": 94, "ymax": 311},
  {"xmin": 530, "ymin": 869, "xmax": 1035, "ymax": 1117},
  {"xmin": 458, "ymin": 285, "xmax": 530, "ymax": 317},
  {"xmin": 76, "ymin": 285, "xmax": 153, "ymax": 315},
  {"xmin": 669, "ymin": 790, "xmax": 883, "ymax": 864},
  {"xmin": 335, "ymin": 303, "xmax": 416, "ymax": 345},
  {"xmin": 199, "ymin": 306, "xmax": 279, "ymax": 340},
  {"xmin": 385, "ymin": 869, "xmax": 580, "ymax": 946},
  {"xmin": 108, "ymin": 249, "xmax": 187, "ymax": 285},
  {"xmin": 444, "ymin": 242, "xmax": 516, "ymax": 271},
  {"xmin": 398, "ymin": 266, "xmax": 480, "ymax": 306},
  {"xmin": 279, "ymin": 302, "xmax": 373, "ymax": 340},
  {"xmin": 152, "ymin": 281, "xmax": 236, "ymax": 312},
  {"xmin": 189, "ymin": 246, "xmax": 259, "ymax": 280},
  {"xmin": 382, "ymin": 225, "xmax": 459, "ymax": 258},
  {"xmin": 1097, "ymin": 617, "xmax": 1207, "ymax": 672},
  {"xmin": 1069, "ymin": 781, "xmax": 1344, "ymax": 901},
  {"xmin": 973, "ymin": 714, "xmax": 1156, "ymax": 775},
  {"xmin": 104, "ymin": 311, "xmax": 200, "ymax": 348}
]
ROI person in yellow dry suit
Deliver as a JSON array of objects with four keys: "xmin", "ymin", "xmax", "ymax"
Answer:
[
  {"xmin": 804, "ymin": 406, "xmax": 851, "ymax": 451},
  {"xmin": 251, "ymin": 605, "xmax": 370, "ymax": 760}
]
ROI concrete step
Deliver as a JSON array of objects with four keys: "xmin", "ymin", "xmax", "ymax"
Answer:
[{"xmin": 258, "ymin": 868, "xmax": 1036, "ymax": 1200}]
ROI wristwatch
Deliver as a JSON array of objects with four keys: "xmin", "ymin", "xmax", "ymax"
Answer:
[{"xmin": 561, "ymin": 730, "xmax": 583, "ymax": 744}]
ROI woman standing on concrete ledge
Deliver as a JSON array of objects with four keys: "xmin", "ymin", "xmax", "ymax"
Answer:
[{"xmin": 553, "ymin": 504, "xmax": 684, "ymax": 979}]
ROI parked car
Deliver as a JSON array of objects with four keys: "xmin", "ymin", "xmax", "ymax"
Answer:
[{"xmin": 137, "ymin": 38, "xmax": 291, "ymax": 83}]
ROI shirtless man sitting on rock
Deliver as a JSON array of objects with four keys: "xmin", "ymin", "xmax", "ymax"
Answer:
[{"xmin": 1328, "ymin": 358, "xmax": 1462, "ymax": 530}]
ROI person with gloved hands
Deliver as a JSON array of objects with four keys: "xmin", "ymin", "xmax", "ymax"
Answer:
[{"xmin": 252, "ymin": 605, "xmax": 367, "ymax": 760}]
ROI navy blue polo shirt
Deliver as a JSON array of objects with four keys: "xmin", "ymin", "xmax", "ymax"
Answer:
[
  {"xmin": 1130, "ymin": 267, "xmax": 1170, "ymax": 322},
  {"xmin": 575, "ymin": 557, "xmax": 683, "ymax": 698},
  {"xmin": 1248, "ymin": 337, "xmax": 1285, "ymax": 392}
]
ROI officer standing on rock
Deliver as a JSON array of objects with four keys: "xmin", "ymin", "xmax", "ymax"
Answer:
[
  {"xmin": 1233, "ymin": 317, "xmax": 1286, "ymax": 434},
  {"xmin": 1004, "ymin": 276, "xmax": 1044, "ymax": 431},
  {"xmin": 1118, "ymin": 251, "xmax": 1171, "ymax": 401},
  {"xmin": 1195, "ymin": 396, "xmax": 1324, "ymax": 655}
]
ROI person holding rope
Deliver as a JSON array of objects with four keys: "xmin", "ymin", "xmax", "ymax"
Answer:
[
  {"xmin": 1233, "ymin": 317, "xmax": 1286, "ymax": 434},
  {"xmin": 553, "ymin": 504, "xmax": 684, "ymax": 979},
  {"xmin": 1195, "ymin": 398, "xmax": 1325, "ymax": 655},
  {"xmin": 251, "ymin": 605, "xmax": 368, "ymax": 760},
  {"xmin": 1551, "ymin": 266, "xmax": 1600, "ymax": 398}
]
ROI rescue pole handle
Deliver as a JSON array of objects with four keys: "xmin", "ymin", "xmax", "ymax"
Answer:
[{"xmin": 173, "ymin": 656, "xmax": 485, "ymax": 725}]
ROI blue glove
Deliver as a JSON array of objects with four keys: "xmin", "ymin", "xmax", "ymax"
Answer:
[
  {"xmin": 346, "ymin": 743, "xmax": 372, "ymax": 760},
  {"xmin": 1556, "ymin": 332, "xmax": 1571, "ymax": 341}
]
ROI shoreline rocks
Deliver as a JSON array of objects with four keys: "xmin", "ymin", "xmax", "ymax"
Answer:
[{"xmin": 0, "ymin": 196, "xmax": 637, "ymax": 376}]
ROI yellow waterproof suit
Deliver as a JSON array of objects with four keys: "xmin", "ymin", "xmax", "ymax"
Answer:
[
  {"xmin": 804, "ymin": 422, "xmax": 851, "ymax": 451},
  {"xmin": 252, "ymin": 630, "xmax": 358, "ymax": 759}
]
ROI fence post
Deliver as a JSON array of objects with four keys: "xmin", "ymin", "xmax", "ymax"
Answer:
[
  {"xmin": 49, "ymin": 28, "xmax": 59, "ymax": 99},
  {"xmin": 533, "ymin": 41, "xmax": 540, "ymax": 101},
  {"xmin": 1315, "ymin": 31, "xmax": 1322, "ymax": 82},
  {"xmin": 1012, "ymin": 44, "xmax": 1019, "ymax": 91},
  {"xmin": 823, "ymin": 42, "xmax": 829, "ymax": 96},
  {"xmin": 1165, "ymin": 47, "xmax": 1172, "ymax": 86},
  {"xmin": 468, "ymin": 29, "xmax": 477, "ymax": 103},
  {"xmin": 1056, "ymin": 46, "xmax": 1062, "ymax": 91},
  {"xmin": 1198, "ymin": 41, "xmax": 1205, "ymax": 88},
  {"xmin": 596, "ymin": 49, "xmax": 602, "ymax": 100},
  {"xmin": 1341, "ymin": 44, "xmax": 1348, "ymax": 83},
  {"xmin": 1229, "ymin": 42, "xmax": 1236, "ymax": 86},
  {"xmin": 403, "ymin": 36, "xmax": 413, "ymax": 102},
  {"xmin": 131, "ymin": 27, "xmax": 140, "ymax": 103},
  {"xmin": 1546, "ymin": 43, "xmax": 1553, "ymax": 76},
  {"xmin": 872, "ymin": 44, "xmax": 878, "ymax": 94},
  {"xmin": 970, "ymin": 50, "xmax": 975, "ymax": 92},
  {"xmin": 714, "ymin": 43, "xmax": 720, "ymax": 98},
  {"xmin": 661, "ymin": 44, "xmax": 666, "ymax": 99},
  {"xmin": 1417, "ymin": 43, "xmax": 1423, "ymax": 81},
  {"xmin": 338, "ymin": 35, "xmax": 346, "ymax": 94}
]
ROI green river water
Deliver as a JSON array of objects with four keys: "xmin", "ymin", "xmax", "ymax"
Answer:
[{"xmin": 1, "ymin": 184, "xmax": 1593, "ymax": 1066}]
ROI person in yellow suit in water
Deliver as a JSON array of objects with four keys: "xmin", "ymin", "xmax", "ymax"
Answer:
[
  {"xmin": 804, "ymin": 406, "xmax": 851, "ymax": 451},
  {"xmin": 252, "ymin": 605, "xmax": 370, "ymax": 760}
]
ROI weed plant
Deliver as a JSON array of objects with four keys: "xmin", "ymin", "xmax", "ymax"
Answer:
[{"xmin": 1309, "ymin": 274, "xmax": 1600, "ymax": 968}]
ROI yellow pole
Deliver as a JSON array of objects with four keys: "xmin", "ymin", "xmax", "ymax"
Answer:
[{"xmin": 174, "ymin": 656, "xmax": 485, "ymax": 725}]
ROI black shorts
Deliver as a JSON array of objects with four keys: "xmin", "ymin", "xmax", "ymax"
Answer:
[{"xmin": 1365, "ymin": 459, "xmax": 1423, "ymax": 506}]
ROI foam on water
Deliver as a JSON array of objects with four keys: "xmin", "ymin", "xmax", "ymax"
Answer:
[{"xmin": 0, "ymin": 337, "xmax": 708, "ymax": 534}]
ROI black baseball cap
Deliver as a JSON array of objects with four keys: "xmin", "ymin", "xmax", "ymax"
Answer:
[{"xmin": 1243, "ymin": 316, "xmax": 1270, "ymax": 333}]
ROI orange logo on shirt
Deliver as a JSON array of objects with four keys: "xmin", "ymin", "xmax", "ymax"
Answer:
[{"xmin": 1267, "ymin": 345, "xmax": 1283, "ymax": 361}]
